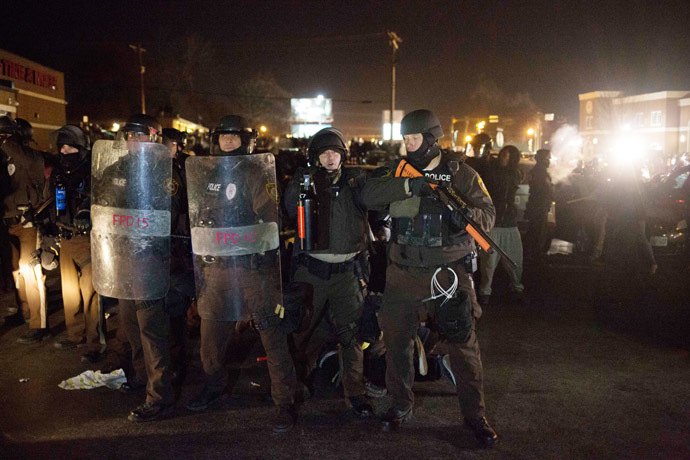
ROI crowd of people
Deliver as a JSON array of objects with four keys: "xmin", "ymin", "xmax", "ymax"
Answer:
[{"xmin": 1, "ymin": 108, "xmax": 572, "ymax": 449}]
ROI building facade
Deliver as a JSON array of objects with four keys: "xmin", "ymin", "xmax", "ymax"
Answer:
[
  {"xmin": 0, "ymin": 48, "xmax": 66, "ymax": 150},
  {"xmin": 579, "ymin": 90, "xmax": 690, "ymax": 161}
]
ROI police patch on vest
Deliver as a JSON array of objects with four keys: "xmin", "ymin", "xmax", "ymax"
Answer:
[
  {"xmin": 266, "ymin": 182, "xmax": 279, "ymax": 203},
  {"xmin": 164, "ymin": 178, "xmax": 179, "ymax": 197},
  {"xmin": 7, "ymin": 163, "xmax": 15, "ymax": 176},
  {"xmin": 113, "ymin": 178, "xmax": 126, "ymax": 187},
  {"xmin": 477, "ymin": 177, "xmax": 490, "ymax": 197}
]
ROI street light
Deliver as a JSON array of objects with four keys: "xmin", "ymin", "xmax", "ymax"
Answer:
[
  {"xmin": 260, "ymin": 125, "xmax": 267, "ymax": 133},
  {"xmin": 465, "ymin": 135, "xmax": 472, "ymax": 142},
  {"xmin": 527, "ymin": 128, "xmax": 535, "ymax": 153},
  {"xmin": 477, "ymin": 121, "xmax": 486, "ymax": 132}
]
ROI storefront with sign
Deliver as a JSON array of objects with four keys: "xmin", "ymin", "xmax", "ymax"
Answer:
[{"xmin": 0, "ymin": 48, "xmax": 66, "ymax": 150}]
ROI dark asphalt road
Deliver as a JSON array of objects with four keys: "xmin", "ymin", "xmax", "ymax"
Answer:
[{"xmin": 1, "ymin": 257, "xmax": 689, "ymax": 459}]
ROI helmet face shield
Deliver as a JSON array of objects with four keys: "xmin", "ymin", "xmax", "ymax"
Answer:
[
  {"xmin": 116, "ymin": 123, "xmax": 162, "ymax": 143},
  {"xmin": 211, "ymin": 128, "xmax": 256, "ymax": 155}
]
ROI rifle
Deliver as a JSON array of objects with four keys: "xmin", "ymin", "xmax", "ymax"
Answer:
[{"xmin": 394, "ymin": 159, "xmax": 517, "ymax": 269}]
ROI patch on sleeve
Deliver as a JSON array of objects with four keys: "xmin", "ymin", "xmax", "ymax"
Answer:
[
  {"xmin": 372, "ymin": 166, "xmax": 392, "ymax": 178},
  {"xmin": 477, "ymin": 176, "xmax": 490, "ymax": 198},
  {"xmin": 266, "ymin": 182, "xmax": 279, "ymax": 203},
  {"xmin": 164, "ymin": 178, "xmax": 179, "ymax": 196}
]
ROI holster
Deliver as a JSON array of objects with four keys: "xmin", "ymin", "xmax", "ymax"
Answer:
[{"xmin": 433, "ymin": 291, "xmax": 472, "ymax": 343}]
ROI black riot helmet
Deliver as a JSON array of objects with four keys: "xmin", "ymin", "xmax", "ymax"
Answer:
[
  {"xmin": 470, "ymin": 132, "xmax": 492, "ymax": 158},
  {"xmin": 162, "ymin": 128, "xmax": 186, "ymax": 153},
  {"xmin": 0, "ymin": 115, "xmax": 15, "ymax": 135},
  {"xmin": 117, "ymin": 113, "xmax": 163, "ymax": 143},
  {"xmin": 211, "ymin": 115, "xmax": 257, "ymax": 156},
  {"xmin": 400, "ymin": 109, "xmax": 444, "ymax": 168},
  {"xmin": 307, "ymin": 127, "xmax": 347, "ymax": 169},
  {"xmin": 52, "ymin": 124, "xmax": 90, "ymax": 174},
  {"xmin": 14, "ymin": 118, "xmax": 34, "ymax": 146},
  {"xmin": 400, "ymin": 109, "xmax": 444, "ymax": 139}
]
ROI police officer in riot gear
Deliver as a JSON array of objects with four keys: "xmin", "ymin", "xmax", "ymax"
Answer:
[
  {"xmin": 45, "ymin": 125, "xmax": 106, "ymax": 361},
  {"xmin": 210, "ymin": 115, "xmax": 256, "ymax": 156},
  {"xmin": 92, "ymin": 113, "xmax": 175, "ymax": 422},
  {"xmin": 284, "ymin": 127, "xmax": 373, "ymax": 418},
  {"xmin": 186, "ymin": 115, "xmax": 299, "ymax": 433},
  {"xmin": 361, "ymin": 109, "xmax": 499, "ymax": 447},
  {"xmin": 0, "ymin": 115, "xmax": 48, "ymax": 342}
]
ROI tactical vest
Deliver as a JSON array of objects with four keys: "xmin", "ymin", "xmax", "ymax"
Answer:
[
  {"xmin": 308, "ymin": 168, "xmax": 367, "ymax": 255},
  {"xmin": 391, "ymin": 153, "xmax": 471, "ymax": 248}
]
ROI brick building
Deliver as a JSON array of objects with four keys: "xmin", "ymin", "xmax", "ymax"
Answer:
[
  {"xmin": 0, "ymin": 48, "xmax": 66, "ymax": 150},
  {"xmin": 579, "ymin": 90, "xmax": 690, "ymax": 161}
]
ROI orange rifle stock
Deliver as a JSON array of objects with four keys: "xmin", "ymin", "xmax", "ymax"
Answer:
[{"xmin": 394, "ymin": 160, "xmax": 517, "ymax": 269}]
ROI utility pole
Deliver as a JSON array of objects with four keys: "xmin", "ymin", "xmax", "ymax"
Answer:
[
  {"xmin": 388, "ymin": 31, "xmax": 402, "ymax": 140},
  {"xmin": 129, "ymin": 43, "xmax": 147, "ymax": 114}
]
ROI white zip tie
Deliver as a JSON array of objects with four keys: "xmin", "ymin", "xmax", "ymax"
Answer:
[{"xmin": 422, "ymin": 267, "xmax": 458, "ymax": 306}]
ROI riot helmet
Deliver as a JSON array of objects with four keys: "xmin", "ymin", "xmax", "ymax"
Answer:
[
  {"xmin": 52, "ymin": 125, "xmax": 90, "ymax": 174},
  {"xmin": 469, "ymin": 132, "xmax": 492, "ymax": 158},
  {"xmin": 162, "ymin": 128, "xmax": 186, "ymax": 156},
  {"xmin": 400, "ymin": 109, "xmax": 444, "ymax": 168},
  {"xmin": 0, "ymin": 115, "xmax": 15, "ymax": 145},
  {"xmin": 211, "ymin": 115, "xmax": 256, "ymax": 156},
  {"xmin": 15, "ymin": 118, "xmax": 34, "ymax": 146},
  {"xmin": 307, "ymin": 127, "xmax": 347, "ymax": 170},
  {"xmin": 117, "ymin": 113, "xmax": 163, "ymax": 143}
]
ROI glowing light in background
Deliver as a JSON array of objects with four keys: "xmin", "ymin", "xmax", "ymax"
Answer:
[{"xmin": 549, "ymin": 125, "xmax": 584, "ymax": 183}]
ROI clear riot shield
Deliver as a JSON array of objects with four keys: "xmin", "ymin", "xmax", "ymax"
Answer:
[
  {"xmin": 186, "ymin": 154, "xmax": 282, "ymax": 322},
  {"xmin": 90, "ymin": 139, "xmax": 172, "ymax": 300}
]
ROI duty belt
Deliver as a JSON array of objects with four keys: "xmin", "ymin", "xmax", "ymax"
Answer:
[{"xmin": 298, "ymin": 253, "xmax": 355, "ymax": 280}]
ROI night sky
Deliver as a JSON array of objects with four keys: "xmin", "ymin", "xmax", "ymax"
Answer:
[{"xmin": 4, "ymin": 0, "xmax": 690, "ymax": 136}]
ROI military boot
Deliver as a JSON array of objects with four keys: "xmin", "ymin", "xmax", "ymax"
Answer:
[
  {"xmin": 464, "ymin": 416, "xmax": 499, "ymax": 447},
  {"xmin": 272, "ymin": 404, "xmax": 298, "ymax": 433},
  {"xmin": 381, "ymin": 406, "xmax": 412, "ymax": 431}
]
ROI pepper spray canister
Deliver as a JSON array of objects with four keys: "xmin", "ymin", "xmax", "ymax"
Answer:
[{"xmin": 297, "ymin": 174, "xmax": 318, "ymax": 251}]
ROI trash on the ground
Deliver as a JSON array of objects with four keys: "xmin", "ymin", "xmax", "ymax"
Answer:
[
  {"xmin": 19, "ymin": 378, "xmax": 29, "ymax": 383},
  {"xmin": 58, "ymin": 369, "xmax": 126, "ymax": 390},
  {"xmin": 547, "ymin": 239, "xmax": 574, "ymax": 255},
  {"xmin": 250, "ymin": 381, "xmax": 261, "ymax": 387}
]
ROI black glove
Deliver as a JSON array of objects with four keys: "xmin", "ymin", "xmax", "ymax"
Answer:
[
  {"xmin": 73, "ymin": 209, "xmax": 92, "ymax": 233},
  {"xmin": 409, "ymin": 177, "xmax": 433, "ymax": 197},
  {"xmin": 451, "ymin": 207, "xmax": 473, "ymax": 227}
]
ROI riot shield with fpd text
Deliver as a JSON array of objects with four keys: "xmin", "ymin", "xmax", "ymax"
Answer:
[
  {"xmin": 186, "ymin": 154, "xmax": 282, "ymax": 321},
  {"xmin": 90, "ymin": 139, "xmax": 172, "ymax": 300}
]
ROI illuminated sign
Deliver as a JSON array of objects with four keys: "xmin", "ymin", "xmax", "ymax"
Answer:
[
  {"xmin": 291, "ymin": 124, "xmax": 331, "ymax": 138},
  {"xmin": 291, "ymin": 97, "xmax": 333, "ymax": 124},
  {"xmin": 1, "ymin": 58, "xmax": 58, "ymax": 90},
  {"xmin": 382, "ymin": 110, "xmax": 403, "ymax": 140}
]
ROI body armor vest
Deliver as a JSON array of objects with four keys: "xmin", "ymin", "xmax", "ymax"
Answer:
[{"xmin": 391, "ymin": 153, "xmax": 470, "ymax": 248}]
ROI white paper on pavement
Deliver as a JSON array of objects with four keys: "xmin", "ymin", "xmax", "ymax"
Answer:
[{"xmin": 58, "ymin": 369, "xmax": 127, "ymax": 390}]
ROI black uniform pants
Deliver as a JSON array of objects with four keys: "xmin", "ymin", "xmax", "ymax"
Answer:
[
  {"xmin": 380, "ymin": 262, "xmax": 486, "ymax": 419},
  {"xmin": 118, "ymin": 298, "xmax": 174, "ymax": 405},
  {"xmin": 292, "ymin": 265, "xmax": 365, "ymax": 398}
]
